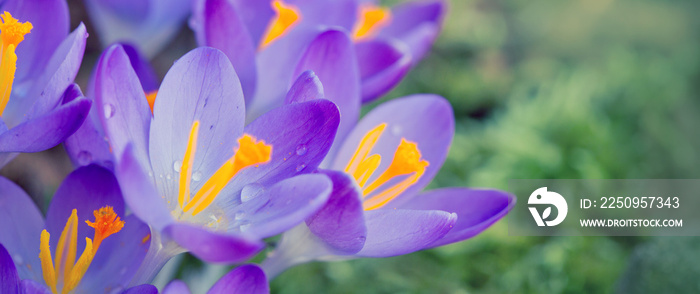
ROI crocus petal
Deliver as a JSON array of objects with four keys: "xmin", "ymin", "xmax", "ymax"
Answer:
[
  {"xmin": 79, "ymin": 215, "xmax": 151, "ymax": 293},
  {"xmin": 235, "ymin": 100, "xmax": 339, "ymax": 189},
  {"xmin": 0, "ymin": 97, "xmax": 90, "ymax": 153},
  {"xmin": 355, "ymin": 39, "xmax": 412, "ymax": 102},
  {"xmin": 284, "ymin": 70, "xmax": 324, "ymax": 104},
  {"xmin": 357, "ymin": 209, "xmax": 456, "ymax": 257},
  {"xmin": 164, "ymin": 223, "xmax": 264, "ymax": 263},
  {"xmin": 117, "ymin": 144, "xmax": 174, "ymax": 231},
  {"xmin": 163, "ymin": 280, "xmax": 191, "ymax": 294},
  {"xmin": 228, "ymin": 0, "xmax": 274, "ymax": 45},
  {"xmin": 94, "ymin": 0, "xmax": 149, "ymax": 22},
  {"xmin": 331, "ymin": 94, "xmax": 454, "ymax": 200},
  {"xmin": 208, "ymin": 264, "xmax": 269, "ymax": 294},
  {"xmin": 63, "ymin": 84, "xmax": 114, "ymax": 168},
  {"xmin": 0, "ymin": 177, "xmax": 44, "ymax": 281},
  {"xmin": 121, "ymin": 43, "xmax": 159, "ymax": 92},
  {"xmin": 1, "ymin": 0, "xmax": 69, "ymax": 84},
  {"xmin": 292, "ymin": 29, "xmax": 360, "ymax": 153},
  {"xmin": 193, "ymin": 0, "xmax": 257, "ymax": 100},
  {"xmin": 94, "ymin": 44, "xmax": 152, "ymax": 170},
  {"xmin": 305, "ymin": 170, "xmax": 366, "ymax": 254},
  {"xmin": 288, "ymin": 0, "xmax": 358, "ymax": 31},
  {"xmin": 235, "ymin": 174, "xmax": 332, "ymax": 239},
  {"xmin": 122, "ymin": 284, "xmax": 159, "ymax": 294},
  {"xmin": 19, "ymin": 280, "xmax": 52, "ymax": 294},
  {"xmin": 45, "ymin": 165, "xmax": 125, "ymax": 252},
  {"xmin": 378, "ymin": 0, "xmax": 445, "ymax": 63},
  {"xmin": 150, "ymin": 47, "xmax": 245, "ymax": 203},
  {"xmin": 0, "ymin": 244, "xmax": 20, "ymax": 293},
  {"xmin": 397, "ymin": 188, "xmax": 516, "ymax": 247},
  {"xmin": 22, "ymin": 23, "xmax": 87, "ymax": 121}
]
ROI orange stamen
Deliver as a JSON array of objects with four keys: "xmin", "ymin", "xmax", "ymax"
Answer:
[
  {"xmin": 353, "ymin": 4, "xmax": 391, "ymax": 40},
  {"xmin": 85, "ymin": 206, "xmax": 125, "ymax": 252},
  {"xmin": 145, "ymin": 90, "xmax": 157, "ymax": 114},
  {"xmin": 260, "ymin": 0, "xmax": 301, "ymax": 49},
  {"xmin": 178, "ymin": 121, "xmax": 199, "ymax": 209},
  {"xmin": 0, "ymin": 11, "xmax": 31, "ymax": 116}
]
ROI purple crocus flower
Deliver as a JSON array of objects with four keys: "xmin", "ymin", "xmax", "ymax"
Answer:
[
  {"xmin": 261, "ymin": 95, "xmax": 516, "ymax": 278},
  {"xmin": 83, "ymin": 0, "xmax": 193, "ymax": 57},
  {"xmin": 66, "ymin": 44, "xmax": 341, "ymax": 283},
  {"xmin": 0, "ymin": 165, "xmax": 157, "ymax": 293},
  {"xmin": 190, "ymin": 0, "xmax": 445, "ymax": 117},
  {"xmin": 162, "ymin": 264, "xmax": 268, "ymax": 294},
  {"xmin": 0, "ymin": 0, "xmax": 90, "ymax": 168}
]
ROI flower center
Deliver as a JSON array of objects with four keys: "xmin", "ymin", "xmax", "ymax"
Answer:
[
  {"xmin": 260, "ymin": 0, "xmax": 301, "ymax": 49},
  {"xmin": 177, "ymin": 121, "xmax": 272, "ymax": 217},
  {"xmin": 39, "ymin": 207, "xmax": 124, "ymax": 294},
  {"xmin": 352, "ymin": 4, "xmax": 391, "ymax": 40},
  {"xmin": 0, "ymin": 11, "xmax": 32, "ymax": 116},
  {"xmin": 345, "ymin": 123, "xmax": 429, "ymax": 210}
]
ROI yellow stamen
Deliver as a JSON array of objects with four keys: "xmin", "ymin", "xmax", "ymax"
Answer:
[
  {"xmin": 0, "ymin": 11, "xmax": 31, "ymax": 116},
  {"xmin": 352, "ymin": 4, "xmax": 391, "ymax": 40},
  {"xmin": 39, "ymin": 207, "xmax": 124, "ymax": 294},
  {"xmin": 145, "ymin": 90, "xmax": 157, "ymax": 114},
  {"xmin": 85, "ymin": 206, "xmax": 125, "ymax": 252},
  {"xmin": 260, "ymin": 0, "xmax": 300, "ymax": 49},
  {"xmin": 141, "ymin": 234, "xmax": 151, "ymax": 244},
  {"xmin": 39, "ymin": 230, "xmax": 58, "ymax": 294},
  {"xmin": 178, "ymin": 121, "xmax": 199, "ymax": 209},
  {"xmin": 181, "ymin": 134, "xmax": 272, "ymax": 216},
  {"xmin": 344, "ymin": 125, "xmax": 429, "ymax": 210}
]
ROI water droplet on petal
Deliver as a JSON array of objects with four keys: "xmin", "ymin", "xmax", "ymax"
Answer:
[
  {"xmin": 12, "ymin": 254, "xmax": 23, "ymax": 265},
  {"xmin": 104, "ymin": 104, "xmax": 115, "ymax": 119},
  {"xmin": 296, "ymin": 164, "xmax": 306, "ymax": 172},
  {"xmin": 391, "ymin": 125, "xmax": 402, "ymax": 136},
  {"xmin": 77, "ymin": 151, "xmax": 92, "ymax": 165},
  {"xmin": 240, "ymin": 183, "xmax": 265, "ymax": 203},
  {"xmin": 173, "ymin": 160, "xmax": 182, "ymax": 172},
  {"xmin": 192, "ymin": 171, "xmax": 203, "ymax": 182},
  {"xmin": 165, "ymin": 174, "xmax": 172, "ymax": 180},
  {"xmin": 295, "ymin": 144, "xmax": 308, "ymax": 155},
  {"xmin": 235, "ymin": 210, "xmax": 246, "ymax": 220},
  {"xmin": 239, "ymin": 222, "xmax": 251, "ymax": 232}
]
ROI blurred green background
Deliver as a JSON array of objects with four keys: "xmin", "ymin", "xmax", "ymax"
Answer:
[{"xmin": 3, "ymin": 0, "xmax": 700, "ymax": 293}]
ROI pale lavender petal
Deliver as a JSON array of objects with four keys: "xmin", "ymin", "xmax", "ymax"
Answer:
[
  {"xmin": 79, "ymin": 215, "xmax": 151, "ymax": 292},
  {"xmin": 0, "ymin": 97, "xmax": 90, "ymax": 153},
  {"xmin": 397, "ymin": 188, "xmax": 515, "ymax": 247},
  {"xmin": 117, "ymin": 144, "xmax": 174, "ymax": 231},
  {"xmin": 63, "ymin": 84, "xmax": 114, "ymax": 169},
  {"xmin": 235, "ymin": 174, "xmax": 332, "ymax": 239},
  {"xmin": 331, "ymin": 95, "xmax": 454, "ymax": 201},
  {"xmin": 305, "ymin": 170, "xmax": 366, "ymax": 254},
  {"xmin": 149, "ymin": 47, "xmax": 245, "ymax": 206},
  {"xmin": 228, "ymin": 0, "xmax": 274, "ymax": 44},
  {"xmin": 284, "ymin": 70, "xmax": 324, "ymax": 104},
  {"xmin": 163, "ymin": 280, "xmax": 191, "ymax": 294},
  {"xmin": 0, "ymin": 243, "xmax": 20, "ymax": 293},
  {"xmin": 0, "ymin": 177, "xmax": 44, "ymax": 281},
  {"xmin": 234, "ymin": 100, "xmax": 339, "ymax": 190},
  {"xmin": 355, "ymin": 39, "xmax": 412, "ymax": 102},
  {"xmin": 19, "ymin": 280, "xmax": 52, "ymax": 294},
  {"xmin": 357, "ymin": 209, "xmax": 456, "ymax": 257},
  {"xmin": 45, "ymin": 165, "xmax": 125, "ymax": 253},
  {"xmin": 208, "ymin": 264, "xmax": 269, "ymax": 294},
  {"xmin": 288, "ymin": 0, "xmax": 358, "ymax": 31},
  {"xmin": 164, "ymin": 223, "xmax": 264, "ymax": 263},
  {"xmin": 1, "ymin": 0, "xmax": 68, "ymax": 84},
  {"xmin": 94, "ymin": 0, "xmax": 149, "ymax": 22},
  {"xmin": 24, "ymin": 23, "xmax": 88, "ymax": 120},
  {"xmin": 192, "ymin": 0, "xmax": 257, "ymax": 100},
  {"xmin": 292, "ymin": 29, "xmax": 360, "ymax": 155},
  {"xmin": 94, "ymin": 44, "xmax": 152, "ymax": 171},
  {"xmin": 122, "ymin": 284, "xmax": 159, "ymax": 294},
  {"xmin": 121, "ymin": 43, "xmax": 159, "ymax": 92},
  {"xmin": 378, "ymin": 0, "xmax": 445, "ymax": 63}
]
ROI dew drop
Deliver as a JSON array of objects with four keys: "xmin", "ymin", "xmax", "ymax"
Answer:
[
  {"xmin": 192, "ymin": 171, "xmax": 203, "ymax": 182},
  {"xmin": 173, "ymin": 160, "xmax": 182, "ymax": 172},
  {"xmin": 240, "ymin": 183, "xmax": 265, "ymax": 203},
  {"xmin": 296, "ymin": 164, "xmax": 306, "ymax": 172},
  {"xmin": 12, "ymin": 254, "xmax": 23, "ymax": 265},
  {"xmin": 391, "ymin": 125, "xmax": 402, "ymax": 136},
  {"xmin": 234, "ymin": 210, "xmax": 246, "ymax": 220},
  {"xmin": 239, "ymin": 222, "xmax": 251, "ymax": 232},
  {"xmin": 165, "ymin": 174, "xmax": 172, "ymax": 180},
  {"xmin": 104, "ymin": 104, "xmax": 115, "ymax": 119},
  {"xmin": 77, "ymin": 151, "xmax": 92, "ymax": 165},
  {"xmin": 295, "ymin": 144, "xmax": 308, "ymax": 156}
]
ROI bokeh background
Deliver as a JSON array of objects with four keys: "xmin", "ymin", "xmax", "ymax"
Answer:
[{"xmin": 3, "ymin": 0, "xmax": 700, "ymax": 293}]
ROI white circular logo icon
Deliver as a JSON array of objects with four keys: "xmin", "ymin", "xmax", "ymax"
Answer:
[{"xmin": 528, "ymin": 187, "xmax": 568, "ymax": 226}]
